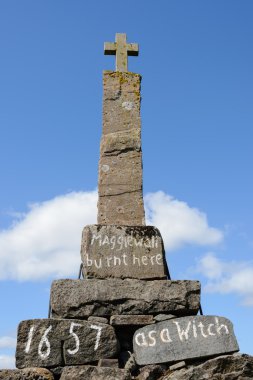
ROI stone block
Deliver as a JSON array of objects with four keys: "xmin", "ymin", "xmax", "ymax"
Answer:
[
  {"xmin": 98, "ymin": 192, "xmax": 145, "ymax": 226},
  {"xmin": 110, "ymin": 315, "xmax": 154, "ymax": 326},
  {"xmin": 133, "ymin": 316, "xmax": 239, "ymax": 365},
  {"xmin": 88, "ymin": 316, "xmax": 109, "ymax": 324},
  {"xmin": 60, "ymin": 365, "xmax": 131, "ymax": 380},
  {"xmin": 50, "ymin": 279, "xmax": 200, "ymax": 318},
  {"xmin": 154, "ymin": 314, "xmax": 176, "ymax": 322},
  {"xmin": 81, "ymin": 225, "xmax": 167, "ymax": 280},
  {"xmin": 16, "ymin": 318, "xmax": 118, "ymax": 369},
  {"xmin": 162, "ymin": 354, "xmax": 253, "ymax": 379},
  {"xmin": 98, "ymin": 358, "xmax": 119, "ymax": 368},
  {"xmin": 99, "ymin": 152, "xmax": 142, "ymax": 196},
  {"xmin": 0, "ymin": 368, "xmax": 54, "ymax": 380},
  {"xmin": 98, "ymin": 71, "xmax": 145, "ymax": 226}
]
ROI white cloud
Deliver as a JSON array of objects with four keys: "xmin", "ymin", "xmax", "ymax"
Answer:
[
  {"xmin": 196, "ymin": 253, "xmax": 253, "ymax": 306},
  {"xmin": 145, "ymin": 191, "xmax": 223, "ymax": 250},
  {"xmin": 0, "ymin": 355, "xmax": 15, "ymax": 369},
  {"xmin": 0, "ymin": 191, "xmax": 97, "ymax": 281},
  {"xmin": 0, "ymin": 190, "xmax": 223, "ymax": 281},
  {"xmin": 0, "ymin": 337, "xmax": 16, "ymax": 349}
]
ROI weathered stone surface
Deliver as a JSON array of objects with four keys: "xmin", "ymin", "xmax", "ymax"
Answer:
[
  {"xmin": 136, "ymin": 364, "xmax": 167, "ymax": 380},
  {"xmin": 81, "ymin": 225, "xmax": 167, "ymax": 280},
  {"xmin": 133, "ymin": 316, "xmax": 239, "ymax": 365},
  {"xmin": 162, "ymin": 354, "xmax": 253, "ymax": 379},
  {"xmin": 0, "ymin": 368, "xmax": 54, "ymax": 380},
  {"xmin": 110, "ymin": 315, "xmax": 154, "ymax": 326},
  {"xmin": 16, "ymin": 319, "xmax": 118, "ymax": 369},
  {"xmin": 60, "ymin": 365, "xmax": 131, "ymax": 380},
  {"xmin": 88, "ymin": 316, "xmax": 109, "ymax": 324},
  {"xmin": 50, "ymin": 279, "xmax": 200, "ymax": 318},
  {"xmin": 98, "ymin": 358, "xmax": 119, "ymax": 368},
  {"xmin": 98, "ymin": 71, "xmax": 145, "ymax": 226},
  {"xmin": 154, "ymin": 314, "xmax": 176, "ymax": 322},
  {"xmin": 169, "ymin": 361, "xmax": 186, "ymax": 371}
]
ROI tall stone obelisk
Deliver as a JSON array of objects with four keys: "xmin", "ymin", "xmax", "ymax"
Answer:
[{"xmin": 97, "ymin": 33, "xmax": 145, "ymax": 226}]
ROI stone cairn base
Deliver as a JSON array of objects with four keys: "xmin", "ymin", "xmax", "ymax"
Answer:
[{"xmin": 2, "ymin": 225, "xmax": 253, "ymax": 380}]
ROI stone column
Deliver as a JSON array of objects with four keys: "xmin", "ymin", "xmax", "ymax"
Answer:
[{"xmin": 97, "ymin": 71, "xmax": 145, "ymax": 226}]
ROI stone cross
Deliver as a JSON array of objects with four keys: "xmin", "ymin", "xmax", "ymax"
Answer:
[{"xmin": 104, "ymin": 33, "xmax": 139, "ymax": 72}]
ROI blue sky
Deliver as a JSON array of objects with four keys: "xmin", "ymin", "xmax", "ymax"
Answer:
[{"xmin": 0, "ymin": 0, "xmax": 253, "ymax": 368}]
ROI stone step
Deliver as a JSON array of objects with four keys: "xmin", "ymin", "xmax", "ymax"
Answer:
[
  {"xmin": 50, "ymin": 279, "xmax": 201, "ymax": 319},
  {"xmin": 16, "ymin": 318, "xmax": 118, "ymax": 369}
]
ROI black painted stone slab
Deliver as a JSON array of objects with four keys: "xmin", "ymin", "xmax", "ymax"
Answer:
[
  {"xmin": 81, "ymin": 225, "xmax": 167, "ymax": 280},
  {"xmin": 50, "ymin": 279, "xmax": 200, "ymax": 318},
  {"xmin": 133, "ymin": 316, "xmax": 239, "ymax": 365},
  {"xmin": 16, "ymin": 319, "xmax": 118, "ymax": 369}
]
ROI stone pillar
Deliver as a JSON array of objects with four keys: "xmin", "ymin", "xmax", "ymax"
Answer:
[{"xmin": 97, "ymin": 71, "xmax": 145, "ymax": 226}]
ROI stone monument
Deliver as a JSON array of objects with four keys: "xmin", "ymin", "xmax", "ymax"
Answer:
[{"xmin": 2, "ymin": 33, "xmax": 253, "ymax": 380}]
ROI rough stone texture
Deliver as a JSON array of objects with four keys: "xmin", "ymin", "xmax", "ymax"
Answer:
[
  {"xmin": 169, "ymin": 361, "xmax": 186, "ymax": 371},
  {"xmin": 88, "ymin": 316, "xmax": 109, "ymax": 324},
  {"xmin": 154, "ymin": 314, "xmax": 176, "ymax": 322},
  {"xmin": 110, "ymin": 315, "xmax": 154, "ymax": 326},
  {"xmin": 98, "ymin": 358, "xmax": 119, "ymax": 368},
  {"xmin": 136, "ymin": 364, "xmax": 167, "ymax": 380},
  {"xmin": 60, "ymin": 365, "xmax": 131, "ymax": 380},
  {"xmin": 98, "ymin": 71, "xmax": 145, "ymax": 226},
  {"xmin": 81, "ymin": 225, "xmax": 167, "ymax": 280},
  {"xmin": 50, "ymin": 279, "xmax": 200, "ymax": 318},
  {"xmin": 0, "ymin": 368, "xmax": 54, "ymax": 380},
  {"xmin": 16, "ymin": 318, "xmax": 118, "ymax": 369},
  {"xmin": 133, "ymin": 316, "xmax": 239, "ymax": 366},
  {"xmin": 162, "ymin": 354, "xmax": 253, "ymax": 379}
]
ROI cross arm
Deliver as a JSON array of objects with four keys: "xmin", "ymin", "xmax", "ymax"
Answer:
[
  {"xmin": 104, "ymin": 42, "xmax": 117, "ymax": 55},
  {"xmin": 127, "ymin": 43, "xmax": 139, "ymax": 56}
]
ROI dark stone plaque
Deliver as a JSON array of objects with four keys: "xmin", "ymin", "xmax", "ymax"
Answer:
[
  {"xmin": 81, "ymin": 225, "xmax": 167, "ymax": 280},
  {"xmin": 16, "ymin": 319, "xmax": 118, "ymax": 368},
  {"xmin": 133, "ymin": 316, "xmax": 239, "ymax": 365}
]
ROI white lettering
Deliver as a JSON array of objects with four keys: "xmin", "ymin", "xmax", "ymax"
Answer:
[
  {"xmin": 25, "ymin": 326, "xmax": 35, "ymax": 354},
  {"xmin": 110, "ymin": 236, "xmax": 116, "ymax": 250},
  {"xmin": 215, "ymin": 317, "xmax": 229, "ymax": 335},
  {"xmin": 134, "ymin": 238, "xmax": 143, "ymax": 247},
  {"xmin": 135, "ymin": 332, "xmax": 148, "ymax": 347},
  {"xmin": 160, "ymin": 328, "xmax": 172, "ymax": 343},
  {"xmin": 173, "ymin": 321, "xmax": 192, "ymax": 342},
  {"xmin": 133, "ymin": 255, "xmax": 141, "ymax": 266},
  {"xmin": 198, "ymin": 322, "xmax": 208, "ymax": 338},
  {"xmin": 94, "ymin": 259, "xmax": 102, "ymax": 269},
  {"xmin": 67, "ymin": 322, "xmax": 82, "ymax": 355},
  {"xmin": 141, "ymin": 255, "xmax": 148, "ymax": 265},
  {"xmin": 86, "ymin": 254, "xmax": 93, "ymax": 267},
  {"xmin": 207, "ymin": 323, "xmax": 216, "ymax": 336},
  {"xmin": 156, "ymin": 254, "xmax": 163, "ymax": 265},
  {"xmin": 91, "ymin": 234, "xmax": 101, "ymax": 246},
  {"xmin": 102, "ymin": 235, "xmax": 110, "ymax": 246},
  {"xmin": 117, "ymin": 236, "xmax": 124, "ymax": 251},
  {"xmin": 192, "ymin": 320, "xmax": 198, "ymax": 338},
  {"xmin": 106, "ymin": 257, "xmax": 113, "ymax": 267},
  {"xmin": 122, "ymin": 254, "xmax": 128, "ymax": 266},
  {"xmin": 90, "ymin": 325, "xmax": 103, "ymax": 351},
  {"xmin": 113, "ymin": 256, "xmax": 121, "ymax": 266},
  {"xmin": 38, "ymin": 326, "xmax": 52, "ymax": 359},
  {"xmin": 148, "ymin": 330, "xmax": 157, "ymax": 346}
]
